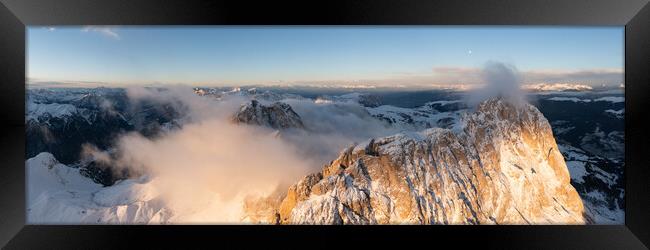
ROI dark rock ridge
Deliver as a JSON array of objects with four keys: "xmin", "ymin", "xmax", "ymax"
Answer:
[
  {"xmin": 26, "ymin": 88, "xmax": 185, "ymax": 185},
  {"xmin": 26, "ymin": 110, "xmax": 133, "ymax": 165},
  {"xmin": 233, "ymin": 100, "xmax": 305, "ymax": 129}
]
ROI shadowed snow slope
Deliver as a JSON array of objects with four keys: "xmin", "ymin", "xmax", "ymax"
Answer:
[{"xmin": 248, "ymin": 97, "xmax": 586, "ymax": 224}]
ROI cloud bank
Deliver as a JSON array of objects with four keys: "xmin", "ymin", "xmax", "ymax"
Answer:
[
  {"xmin": 428, "ymin": 66, "xmax": 622, "ymax": 89},
  {"xmin": 28, "ymin": 65, "xmax": 622, "ymax": 90},
  {"xmin": 82, "ymin": 85, "xmax": 400, "ymax": 223}
]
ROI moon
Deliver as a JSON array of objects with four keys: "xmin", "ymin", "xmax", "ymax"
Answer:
[{"xmin": 468, "ymin": 50, "xmax": 473, "ymax": 55}]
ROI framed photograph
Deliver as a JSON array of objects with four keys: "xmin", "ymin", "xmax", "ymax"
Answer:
[{"xmin": 1, "ymin": 0, "xmax": 648, "ymax": 248}]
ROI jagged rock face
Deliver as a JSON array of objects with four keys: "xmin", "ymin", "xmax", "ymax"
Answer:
[
  {"xmin": 25, "ymin": 111, "xmax": 134, "ymax": 165},
  {"xmin": 26, "ymin": 88, "xmax": 185, "ymax": 165},
  {"xmin": 356, "ymin": 94, "xmax": 382, "ymax": 108},
  {"xmin": 234, "ymin": 100, "xmax": 305, "ymax": 129},
  {"xmin": 26, "ymin": 88, "xmax": 186, "ymax": 187},
  {"xmin": 268, "ymin": 97, "xmax": 586, "ymax": 224}
]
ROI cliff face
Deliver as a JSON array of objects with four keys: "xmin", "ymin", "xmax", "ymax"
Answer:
[{"xmin": 248, "ymin": 97, "xmax": 586, "ymax": 224}]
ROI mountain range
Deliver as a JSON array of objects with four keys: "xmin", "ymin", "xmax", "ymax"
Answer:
[{"xmin": 25, "ymin": 86, "xmax": 624, "ymax": 224}]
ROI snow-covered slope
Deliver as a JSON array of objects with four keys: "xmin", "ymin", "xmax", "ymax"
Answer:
[
  {"xmin": 26, "ymin": 102, "xmax": 81, "ymax": 122},
  {"xmin": 314, "ymin": 93, "xmax": 382, "ymax": 107},
  {"xmin": 27, "ymin": 152, "xmax": 170, "ymax": 224},
  {"xmin": 194, "ymin": 87, "xmax": 305, "ymax": 102},
  {"xmin": 544, "ymin": 96, "xmax": 624, "ymax": 104},
  {"xmin": 558, "ymin": 144, "xmax": 624, "ymax": 224},
  {"xmin": 367, "ymin": 100, "xmax": 466, "ymax": 131},
  {"xmin": 523, "ymin": 83, "xmax": 593, "ymax": 92}
]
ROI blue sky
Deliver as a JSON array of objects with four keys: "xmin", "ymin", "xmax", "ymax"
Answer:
[{"xmin": 27, "ymin": 26, "xmax": 623, "ymax": 87}]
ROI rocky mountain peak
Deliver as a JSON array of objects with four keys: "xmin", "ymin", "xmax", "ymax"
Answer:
[
  {"xmin": 233, "ymin": 100, "xmax": 305, "ymax": 129},
  {"xmin": 246, "ymin": 97, "xmax": 587, "ymax": 224}
]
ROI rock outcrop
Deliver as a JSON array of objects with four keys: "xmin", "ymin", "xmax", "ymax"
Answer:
[
  {"xmin": 233, "ymin": 100, "xmax": 305, "ymax": 129},
  {"xmin": 249, "ymin": 97, "xmax": 587, "ymax": 224}
]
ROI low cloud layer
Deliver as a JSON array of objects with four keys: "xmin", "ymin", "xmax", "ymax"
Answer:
[
  {"xmin": 271, "ymin": 66, "xmax": 622, "ymax": 89},
  {"xmin": 112, "ymin": 119, "xmax": 310, "ymax": 222},
  {"xmin": 426, "ymin": 66, "xmax": 622, "ymax": 89},
  {"xmin": 281, "ymin": 99, "xmax": 401, "ymax": 164},
  {"xmin": 82, "ymin": 86, "xmax": 400, "ymax": 222},
  {"xmin": 28, "ymin": 65, "xmax": 622, "ymax": 90}
]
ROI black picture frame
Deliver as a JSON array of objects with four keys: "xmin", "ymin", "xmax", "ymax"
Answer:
[{"xmin": 0, "ymin": 0, "xmax": 648, "ymax": 248}]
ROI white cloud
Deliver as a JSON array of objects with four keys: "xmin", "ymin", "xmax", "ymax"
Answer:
[
  {"xmin": 82, "ymin": 26, "xmax": 120, "ymax": 40},
  {"xmin": 76, "ymin": 85, "xmax": 405, "ymax": 222}
]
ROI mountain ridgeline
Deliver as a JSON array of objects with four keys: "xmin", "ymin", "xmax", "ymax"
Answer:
[{"xmin": 26, "ymin": 88, "xmax": 185, "ymax": 186}]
